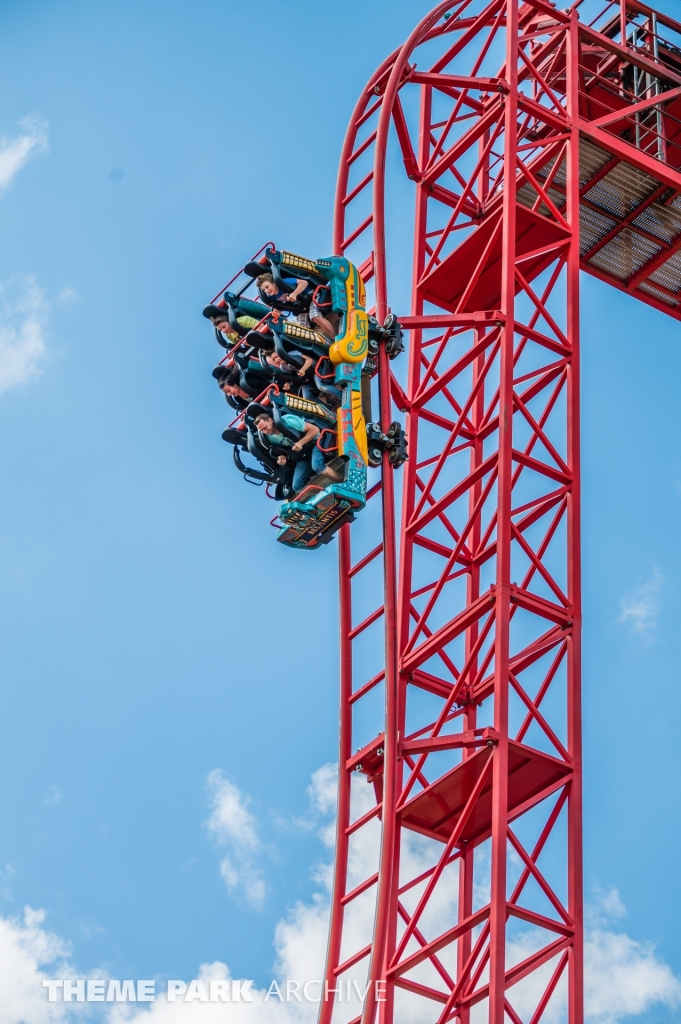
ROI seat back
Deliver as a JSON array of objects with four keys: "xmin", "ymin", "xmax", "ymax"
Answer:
[
  {"xmin": 269, "ymin": 249, "xmax": 329, "ymax": 288},
  {"xmin": 272, "ymin": 332, "xmax": 306, "ymax": 369},
  {"xmin": 224, "ymin": 291, "xmax": 270, "ymax": 322},
  {"xmin": 272, "ymin": 391, "xmax": 337, "ymax": 432},
  {"xmin": 272, "ymin": 318, "xmax": 331, "ymax": 359}
]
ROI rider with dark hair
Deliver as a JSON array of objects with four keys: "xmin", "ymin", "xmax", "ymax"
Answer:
[
  {"xmin": 216, "ymin": 367, "xmax": 252, "ymax": 406},
  {"xmin": 253, "ymin": 410, "xmax": 338, "ymax": 494}
]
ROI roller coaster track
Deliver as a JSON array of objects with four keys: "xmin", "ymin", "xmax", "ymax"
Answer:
[{"xmin": 318, "ymin": 1, "xmax": 681, "ymax": 1022}]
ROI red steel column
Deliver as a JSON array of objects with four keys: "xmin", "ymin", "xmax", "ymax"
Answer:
[
  {"xmin": 566, "ymin": 13, "xmax": 584, "ymax": 1024},
  {"xmin": 319, "ymin": 524, "xmax": 353, "ymax": 1023},
  {"xmin": 360, "ymin": 34, "xmax": 402, "ymax": 1024},
  {"xmin": 489, "ymin": 4, "xmax": 518, "ymax": 1019}
]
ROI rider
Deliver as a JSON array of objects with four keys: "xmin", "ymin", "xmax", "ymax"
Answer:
[
  {"xmin": 216, "ymin": 366, "xmax": 253, "ymax": 407},
  {"xmin": 257, "ymin": 271, "xmax": 338, "ymax": 342},
  {"xmin": 204, "ymin": 304, "xmax": 259, "ymax": 344},
  {"xmin": 253, "ymin": 410, "xmax": 338, "ymax": 494},
  {"xmin": 264, "ymin": 351, "xmax": 298, "ymax": 375},
  {"xmin": 256, "ymin": 272, "xmax": 309, "ymax": 308}
]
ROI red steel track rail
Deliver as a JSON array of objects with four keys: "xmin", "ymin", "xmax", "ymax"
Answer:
[{"xmin": 321, "ymin": 2, "xmax": 681, "ymax": 1023}]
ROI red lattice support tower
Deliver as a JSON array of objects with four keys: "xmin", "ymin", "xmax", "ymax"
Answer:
[{"xmin": 320, "ymin": 2, "xmax": 681, "ymax": 1022}]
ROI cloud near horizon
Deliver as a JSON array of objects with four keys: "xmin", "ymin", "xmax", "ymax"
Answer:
[{"xmin": 0, "ymin": 768, "xmax": 678, "ymax": 1023}]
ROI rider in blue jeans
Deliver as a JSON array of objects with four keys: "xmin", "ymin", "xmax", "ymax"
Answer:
[{"xmin": 254, "ymin": 411, "xmax": 333, "ymax": 493}]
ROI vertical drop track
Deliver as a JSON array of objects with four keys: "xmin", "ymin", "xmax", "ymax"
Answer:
[{"xmin": 318, "ymin": 2, "xmax": 681, "ymax": 1021}]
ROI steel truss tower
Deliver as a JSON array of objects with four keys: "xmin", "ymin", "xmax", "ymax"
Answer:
[{"xmin": 319, "ymin": 2, "xmax": 681, "ymax": 1023}]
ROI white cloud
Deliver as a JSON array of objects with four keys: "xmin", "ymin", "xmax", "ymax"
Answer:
[
  {"xmin": 618, "ymin": 567, "xmax": 663, "ymax": 634},
  {"xmin": 0, "ymin": 905, "xmax": 84, "ymax": 1023},
  {"xmin": 118, "ymin": 964, "xmax": 300, "ymax": 1024},
  {"xmin": 582, "ymin": 887, "xmax": 681, "ymax": 1021},
  {"xmin": 585, "ymin": 926, "xmax": 681, "ymax": 1023},
  {"xmin": 589, "ymin": 885, "xmax": 626, "ymax": 924},
  {"xmin": 205, "ymin": 770, "xmax": 265, "ymax": 908},
  {"xmin": 0, "ymin": 115, "xmax": 48, "ymax": 192},
  {"xmin": 44, "ymin": 786, "xmax": 62, "ymax": 807},
  {"xmin": 56, "ymin": 288, "xmax": 81, "ymax": 307},
  {"xmin": 501, "ymin": 886, "xmax": 681, "ymax": 1022},
  {"xmin": 0, "ymin": 777, "xmax": 677, "ymax": 1024},
  {"xmin": 306, "ymin": 764, "xmax": 337, "ymax": 820},
  {"xmin": 205, "ymin": 771, "xmax": 259, "ymax": 850},
  {"xmin": 216, "ymin": 773, "xmax": 679, "ymax": 1024},
  {"xmin": 0, "ymin": 275, "xmax": 48, "ymax": 394}
]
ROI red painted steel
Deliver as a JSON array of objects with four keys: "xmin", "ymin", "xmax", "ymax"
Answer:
[{"xmin": 320, "ymin": 2, "xmax": 681, "ymax": 1022}]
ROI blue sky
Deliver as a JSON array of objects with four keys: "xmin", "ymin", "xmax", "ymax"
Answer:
[{"xmin": 0, "ymin": 0, "xmax": 679, "ymax": 1021}]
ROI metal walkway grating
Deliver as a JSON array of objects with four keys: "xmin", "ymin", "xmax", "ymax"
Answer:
[
  {"xmin": 517, "ymin": 138, "xmax": 681, "ymax": 313},
  {"xmin": 588, "ymin": 227, "xmax": 661, "ymax": 279}
]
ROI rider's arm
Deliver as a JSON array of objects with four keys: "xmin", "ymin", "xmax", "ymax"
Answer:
[
  {"xmin": 292, "ymin": 421, "xmax": 320, "ymax": 451},
  {"xmin": 287, "ymin": 277, "xmax": 309, "ymax": 302}
]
